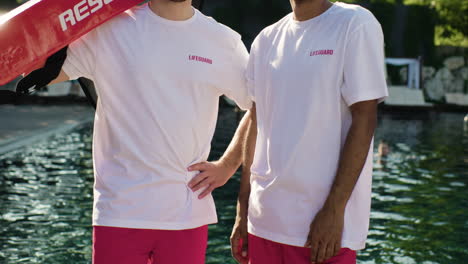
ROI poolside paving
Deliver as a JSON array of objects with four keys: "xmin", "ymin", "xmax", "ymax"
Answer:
[{"xmin": 0, "ymin": 104, "xmax": 94, "ymax": 154}]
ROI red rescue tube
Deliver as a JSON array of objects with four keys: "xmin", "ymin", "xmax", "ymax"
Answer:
[{"xmin": 0, "ymin": 0, "xmax": 142, "ymax": 85}]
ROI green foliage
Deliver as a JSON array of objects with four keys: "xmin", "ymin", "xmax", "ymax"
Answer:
[
  {"xmin": 406, "ymin": 0, "xmax": 467, "ymax": 35},
  {"xmin": 341, "ymin": 0, "xmax": 467, "ymax": 47},
  {"xmin": 407, "ymin": 0, "xmax": 467, "ymax": 47}
]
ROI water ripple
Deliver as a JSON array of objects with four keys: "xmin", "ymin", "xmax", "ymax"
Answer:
[{"xmin": 0, "ymin": 111, "xmax": 467, "ymax": 263}]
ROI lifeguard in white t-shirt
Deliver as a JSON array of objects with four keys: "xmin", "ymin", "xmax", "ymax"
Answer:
[
  {"xmin": 229, "ymin": 1, "xmax": 389, "ymax": 263},
  {"xmin": 21, "ymin": 0, "xmax": 254, "ymax": 263}
]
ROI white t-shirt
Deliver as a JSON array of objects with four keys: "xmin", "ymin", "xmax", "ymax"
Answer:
[
  {"xmin": 63, "ymin": 4, "xmax": 252, "ymax": 230},
  {"xmin": 246, "ymin": 2, "xmax": 388, "ymax": 250}
]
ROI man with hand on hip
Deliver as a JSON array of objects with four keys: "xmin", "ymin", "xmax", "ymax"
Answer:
[
  {"xmin": 229, "ymin": 0, "xmax": 388, "ymax": 263},
  {"xmin": 18, "ymin": 0, "xmax": 253, "ymax": 263}
]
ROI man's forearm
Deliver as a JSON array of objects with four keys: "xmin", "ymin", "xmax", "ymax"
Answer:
[
  {"xmin": 237, "ymin": 105, "xmax": 257, "ymax": 216},
  {"xmin": 219, "ymin": 109, "xmax": 252, "ymax": 170},
  {"xmin": 231, "ymin": 106, "xmax": 256, "ymax": 261},
  {"xmin": 323, "ymin": 100, "xmax": 378, "ymax": 211},
  {"xmin": 236, "ymin": 166, "xmax": 251, "ymax": 219},
  {"xmin": 187, "ymin": 106, "xmax": 255, "ymax": 198}
]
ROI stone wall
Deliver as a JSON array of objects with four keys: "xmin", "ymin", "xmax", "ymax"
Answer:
[{"xmin": 423, "ymin": 56, "xmax": 468, "ymax": 102}]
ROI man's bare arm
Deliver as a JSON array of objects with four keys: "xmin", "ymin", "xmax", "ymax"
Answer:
[
  {"xmin": 238, "ymin": 104, "xmax": 256, "ymax": 216},
  {"xmin": 188, "ymin": 107, "xmax": 253, "ymax": 199},
  {"xmin": 219, "ymin": 108, "xmax": 253, "ymax": 171},
  {"xmin": 231, "ymin": 104, "xmax": 256, "ymax": 264},
  {"xmin": 325, "ymin": 99, "xmax": 378, "ymax": 209},
  {"xmin": 306, "ymin": 99, "xmax": 378, "ymax": 263}
]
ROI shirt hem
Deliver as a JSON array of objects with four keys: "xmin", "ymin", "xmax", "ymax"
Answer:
[
  {"xmin": 93, "ymin": 216, "xmax": 218, "ymax": 231},
  {"xmin": 248, "ymin": 223, "xmax": 366, "ymax": 250},
  {"xmin": 346, "ymin": 92, "xmax": 388, "ymax": 107}
]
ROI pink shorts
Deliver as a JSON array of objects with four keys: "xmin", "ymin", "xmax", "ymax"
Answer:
[
  {"xmin": 93, "ymin": 225, "xmax": 208, "ymax": 264},
  {"xmin": 248, "ymin": 234, "xmax": 356, "ymax": 264}
]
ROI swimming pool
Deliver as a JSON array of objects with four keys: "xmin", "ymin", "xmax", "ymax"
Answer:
[{"xmin": 0, "ymin": 108, "xmax": 466, "ymax": 263}]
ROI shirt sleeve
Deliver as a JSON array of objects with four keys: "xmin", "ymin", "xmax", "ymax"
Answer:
[
  {"xmin": 219, "ymin": 38, "xmax": 253, "ymax": 111},
  {"xmin": 341, "ymin": 21, "xmax": 388, "ymax": 106},
  {"xmin": 62, "ymin": 29, "xmax": 99, "ymax": 81}
]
